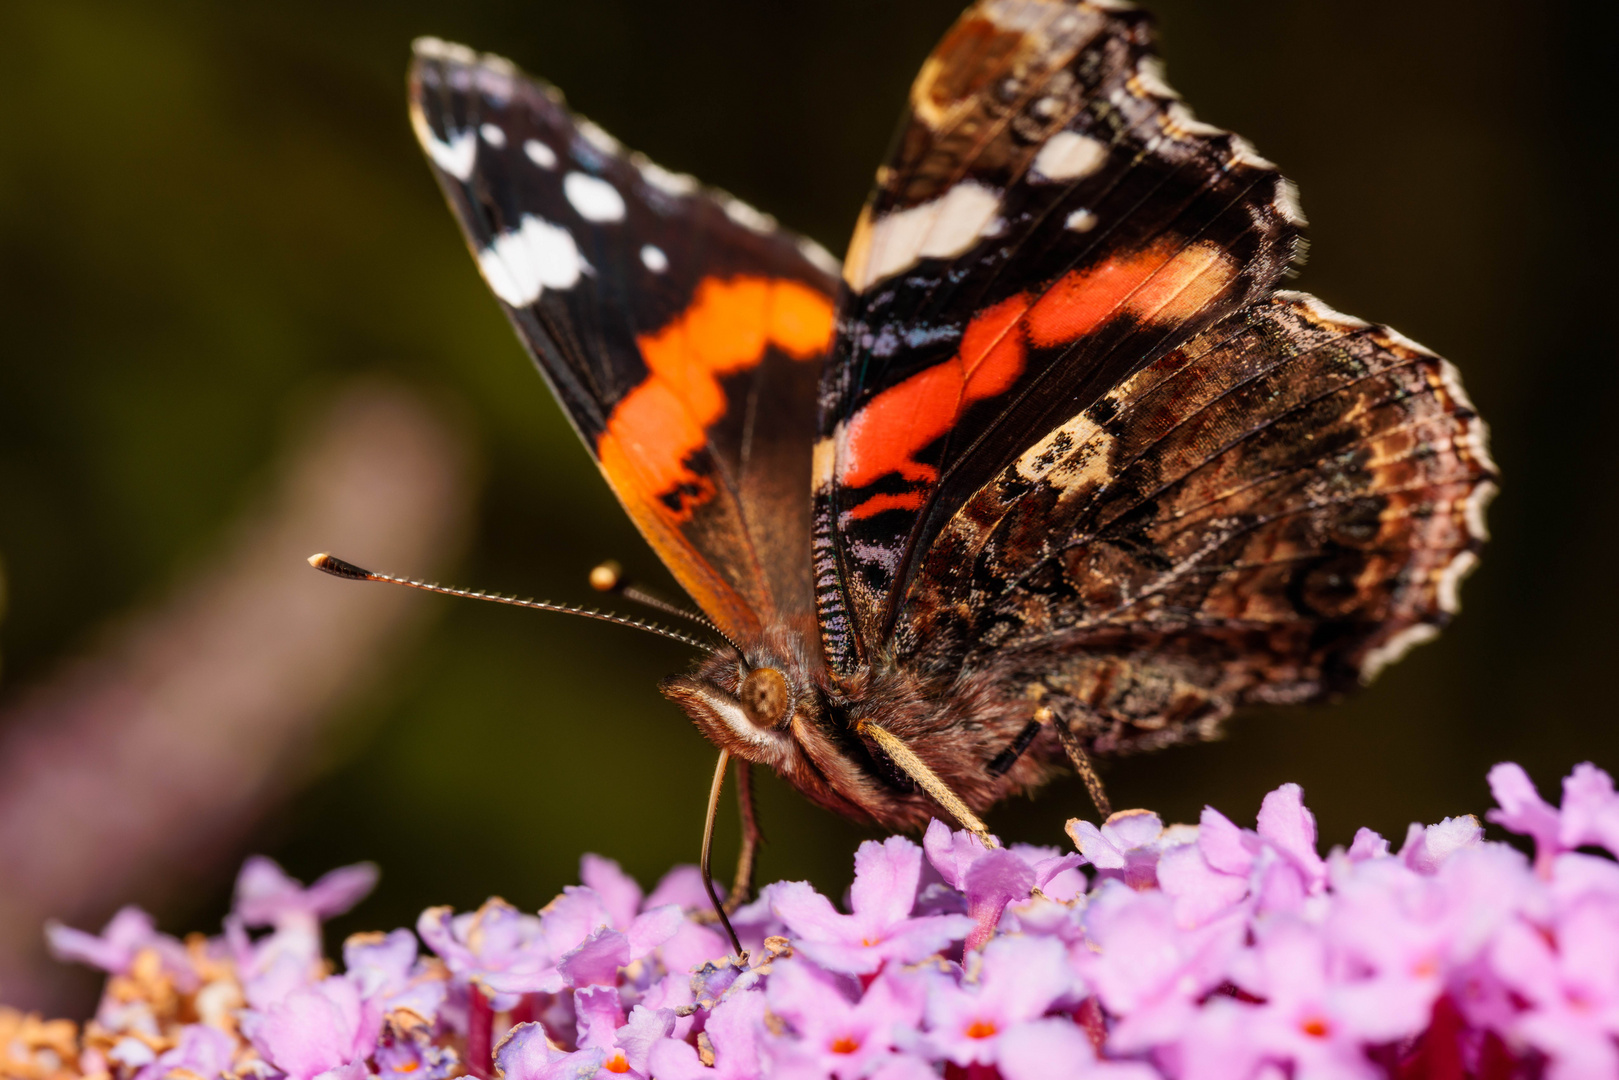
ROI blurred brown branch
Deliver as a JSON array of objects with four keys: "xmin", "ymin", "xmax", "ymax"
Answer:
[{"xmin": 0, "ymin": 379, "xmax": 477, "ymax": 1012}]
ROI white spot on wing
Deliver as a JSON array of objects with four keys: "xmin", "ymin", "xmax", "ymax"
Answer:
[
  {"xmin": 1229, "ymin": 136, "xmax": 1277, "ymax": 171},
  {"xmin": 1436, "ymin": 358, "xmax": 1477, "ymax": 411},
  {"xmin": 1065, "ymin": 208, "xmax": 1098, "ymax": 232},
  {"xmin": 1032, "ymin": 131, "xmax": 1108, "ymax": 182},
  {"xmin": 1164, "ymin": 102, "xmax": 1225, "ymax": 138},
  {"xmin": 479, "ymin": 123, "xmax": 506, "ymax": 148},
  {"xmin": 640, "ymin": 244, "xmax": 668, "ymax": 273},
  {"xmin": 1436, "ymin": 550, "xmax": 1479, "ymax": 615},
  {"xmin": 723, "ymin": 196, "xmax": 777, "ymax": 234},
  {"xmin": 412, "ymin": 37, "xmax": 478, "ymax": 65},
  {"xmin": 1132, "ymin": 57, "xmax": 1179, "ymax": 99},
  {"xmin": 576, "ymin": 119, "xmax": 622, "ymax": 156},
  {"xmin": 1280, "ymin": 291, "xmax": 1369, "ymax": 330},
  {"xmin": 1380, "ymin": 325, "xmax": 1437, "ymax": 358},
  {"xmin": 636, "ymin": 157, "xmax": 699, "ymax": 198},
  {"xmin": 523, "ymin": 139, "xmax": 557, "ymax": 169},
  {"xmin": 1459, "ymin": 421, "xmax": 1497, "ymax": 474},
  {"xmin": 564, "ymin": 172, "xmax": 626, "ymax": 222},
  {"xmin": 1014, "ymin": 411, "xmax": 1114, "ymax": 495},
  {"xmin": 812, "ymin": 434, "xmax": 838, "ymax": 492},
  {"xmin": 411, "ymin": 112, "xmax": 477, "ymax": 181},
  {"xmin": 852, "ymin": 181, "xmax": 1001, "ymax": 291},
  {"xmin": 477, "ymin": 215, "xmax": 582, "ymax": 305},
  {"xmin": 1465, "ymin": 480, "xmax": 1497, "ymax": 542},
  {"xmin": 1274, "ymin": 178, "xmax": 1307, "ymax": 226},
  {"xmin": 1360, "ymin": 622, "xmax": 1439, "ymax": 684},
  {"xmin": 796, "ymin": 236, "xmax": 841, "ymax": 277},
  {"xmin": 981, "ymin": 0, "xmax": 1058, "ymax": 31}
]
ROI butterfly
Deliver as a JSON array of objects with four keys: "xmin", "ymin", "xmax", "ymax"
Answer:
[{"xmin": 369, "ymin": 0, "xmax": 1496, "ymax": 946}]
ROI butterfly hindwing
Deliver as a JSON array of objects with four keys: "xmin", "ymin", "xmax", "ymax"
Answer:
[
  {"xmin": 813, "ymin": 0, "xmax": 1307, "ymax": 673},
  {"xmin": 410, "ymin": 40, "xmax": 838, "ymax": 639},
  {"xmin": 898, "ymin": 292, "xmax": 1496, "ymax": 747}
]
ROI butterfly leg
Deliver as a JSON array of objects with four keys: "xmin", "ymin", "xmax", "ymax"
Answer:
[
  {"xmin": 699, "ymin": 749, "xmax": 745, "ymax": 957},
  {"xmin": 724, "ymin": 758, "xmax": 763, "ymax": 914},
  {"xmin": 1040, "ymin": 703, "xmax": 1113, "ymax": 819},
  {"xmin": 856, "ymin": 719, "xmax": 995, "ymax": 845}
]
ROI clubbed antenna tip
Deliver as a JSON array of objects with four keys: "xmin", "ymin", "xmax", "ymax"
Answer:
[{"xmin": 308, "ymin": 553, "xmax": 371, "ymax": 580}]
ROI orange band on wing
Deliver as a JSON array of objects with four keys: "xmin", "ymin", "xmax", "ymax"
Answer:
[
  {"xmin": 1024, "ymin": 238, "xmax": 1230, "ymax": 346},
  {"xmin": 841, "ymin": 292, "xmax": 1030, "ymax": 497},
  {"xmin": 839, "ymin": 238, "xmax": 1234, "ymax": 517},
  {"xmin": 597, "ymin": 275, "xmax": 835, "ymax": 521}
]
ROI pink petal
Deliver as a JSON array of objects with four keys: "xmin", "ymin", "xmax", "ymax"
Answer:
[
  {"xmin": 1400, "ymin": 816, "xmax": 1483, "ymax": 875},
  {"xmin": 1157, "ymin": 843, "xmax": 1248, "ymax": 928},
  {"xmin": 557, "ymin": 927, "xmax": 629, "ymax": 988},
  {"xmin": 234, "ymin": 856, "xmax": 303, "ymax": 925},
  {"xmin": 303, "ymin": 864, "xmax": 380, "ymax": 921},
  {"xmin": 770, "ymin": 881, "xmax": 851, "ymax": 944},
  {"xmin": 1488, "ymin": 919, "xmax": 1563, "ymax": 1007},
  {"xmin": 1346, "ymin": 828, "xmax": 1390, "ymax": 862},
  {"xmin": 849, "ymin": 837, "xmax": 924, "ymax": 929},
  {"xmin": 964, "ymin": 850, "xmax": 1036, "ymax": 950},
  {"xmin": 995, "ymin": 1019, "xmax": 1099, "ymax": 1080},
  {"xmin": 979, "ymin": 934, "xmax": 1073, "ymax": 1022},
  {"xmin": 647, "ymin": 1037, "xmax": 708, "ymax": 1080},
  {"xmin": 1487, "ymin": 762, "xmax": 1563, "ymax": 863},
  {"xmin": 617, "ymin": 1005, "xmax": 676, "ymax": 1075},
  {"xmin": 1101, "ymin": 809, "xmax": 1163, "ymax": 851},
  {"xmin": 310, "ymin": 1063, "xmax": 370, "ymax": 1080},
  {"xmin": 924, "ymin": 819, "xmax": 987, "ymax": 891},
  {"xmin": 1561, "ymin": 763, "xmax": 1619, "ymax": 854},
  {"xmin": 867, "ymin": 1056, "xmax": 944, "ymax": 1080},
  {"xmin": 580, "ymin": 855, "xmax": 643, "ymax": 930},
  {"xmin": 646, "ymin": 865, "xmax": 712, "ymax": 911},
  {"xmin": 1198, "ymin": 807, "xmax": 1258, "ymax": 876},
  {"xmin": 573, "ymin": 984, "xmax": 625, "ymax": 1050},
  {"xmin": 627, "ymin": 904, "xmax": 686, "ymax": 960},
  {"xmin": 1256, "ymin": 784, "xmax": 1325, "ymax": 887},
  {"xmin": 540, "ymin": 887, "xmax": 613, "ymax": 957},
  {"xmin": 703, "ymin": 987, "xmax": 768, "ymax": 1080},
  {"xmin": 1066, "ymin": 819, "xmax": 1125, "ymax": 870},
  {"xmin": 414, "ymin": 906, "xmax": 467, "ymax": 967},
  {"xmin": 494, "ymin": 1022, "xmax": 606, "ymax": 1080},
  {"xmin": 45, "ymin": 906, "xmax": 156, "ymax": 973},
  {"xmin": 659, "ymin": 921, "xmax": 730, "ymax": 977}
]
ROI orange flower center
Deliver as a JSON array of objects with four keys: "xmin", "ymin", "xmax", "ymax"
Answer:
[
  {"xmin": 394, "ymin": 1064, "xmax": 419, "ymax": 1075},
  {"xmin": 830, "ymin": 1036, "xmax": 861, "ymax": 1054},
  {"xmin": 1301, "ymin": 1016, "xmax": 1331, "ymax": 1038},
  {"xmin": 965, "ymin": 1019, "xmax": 999, "ymax": 1040},
  {"xmin": 605, "ymin": 1051, "xmax": 630, "ymax": 1074}
]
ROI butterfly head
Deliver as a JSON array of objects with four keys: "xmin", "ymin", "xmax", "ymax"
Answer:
[
  {"xmin": 659, "ymin": 632, "xmax": 824, "ymax": 774},
  {"xmin": 659, "ymin": 626, "xmax": 980, "ymax": 829}
]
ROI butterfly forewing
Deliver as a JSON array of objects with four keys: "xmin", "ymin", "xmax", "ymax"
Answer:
[
  {"xmin": 410, "ymin": 40, "xmax": 838, "ymax": 639},
  {"xmin": 813, "ymin": 0, "xmax": 1307, "ymax": 673}
]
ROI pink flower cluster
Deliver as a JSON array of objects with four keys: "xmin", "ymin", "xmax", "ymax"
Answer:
[{"xmin": 25, "ymin": 762, "xmax": 1619, "ymax": 1080}]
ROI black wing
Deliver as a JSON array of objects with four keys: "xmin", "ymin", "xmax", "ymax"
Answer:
[{"xmin": 411, "ymin": 39, "xmax": 839, "ymax": 640}]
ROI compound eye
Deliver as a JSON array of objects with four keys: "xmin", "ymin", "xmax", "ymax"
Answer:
[{"xmin": 738, "ymin": 667, "xmax": 791, "ymax": 729}]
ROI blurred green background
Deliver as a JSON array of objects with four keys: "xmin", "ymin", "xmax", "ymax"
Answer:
[{"xmin": 1, "ymin": 0, "xmax": 1613, "ymax": 1009}]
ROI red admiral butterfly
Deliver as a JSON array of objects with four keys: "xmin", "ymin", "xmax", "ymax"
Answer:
[{"xmin": 318, "ymin": 0, "xmax": 1495, "ymax": 948}]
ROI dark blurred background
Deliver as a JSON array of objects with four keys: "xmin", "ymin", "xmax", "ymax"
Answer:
[{"xmin": 1, "ymin": 0, "xmax": 1614, "ymax": 1014}]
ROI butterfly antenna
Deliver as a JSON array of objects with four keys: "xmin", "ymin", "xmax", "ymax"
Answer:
[
  {"xmin": 588, "ymin": 560, "xmax": 728, "ymax": 638},
  {"xmin": 308, "ymin": 553, "xmax": 717, "ymax": 651}
]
